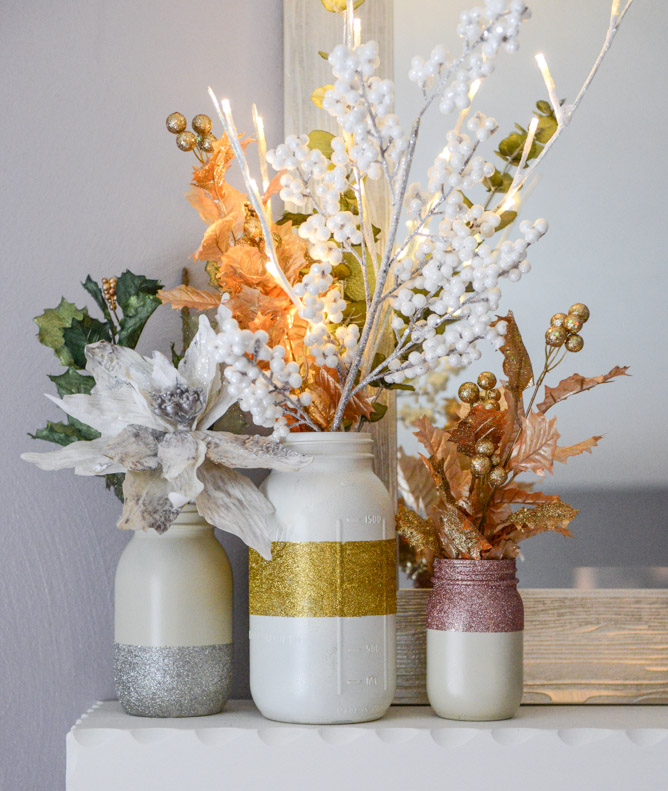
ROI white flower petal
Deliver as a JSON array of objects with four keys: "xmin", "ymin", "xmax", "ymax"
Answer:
[
  {"xmin": 103, "ymin": 425, "xmax": 162, "ymax": 471},
  {"xmin": 200, "ymin": 431, "xmax": 312, "ymax": 471},
  {"xmin": 85, "ymin": 342, "xmax": 153, "ymax": 394},
  {"xmin": 157, "ymin": 432, "xmax": 206, "ymax": 482},
  {"xmin": 46, "ymin": 388, "xmax": 170, "ymax": 435},
  {"xmin": 195, "ymin": 370, "xmax": 237, "ymax": 430},
  {"xmin": 150, "ymin": 351, "xmax": 187, "ymax": 392},
  {"xmin": 195, "ymin": 460, "xmax": 274, "ymax": 559},
  {"xmin": 179, "ymin": 316, "xmax": 220, "ymax": 409},
  {"xmin": 118, "ymin": 470, "xmax": 180, "ymax": 534},
  {"xmin": 21, "ymin": 438, "xmax": 124, "ymax": 476}
]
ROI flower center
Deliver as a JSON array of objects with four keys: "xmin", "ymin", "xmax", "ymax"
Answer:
[{"xmin": 152, "ymin": 385, "xmax": 206, "ymax": 426}]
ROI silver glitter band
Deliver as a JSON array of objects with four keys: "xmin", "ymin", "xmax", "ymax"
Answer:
[{"xmin": 114, "ymin": 643, "xmax": 233, "ymax": 718}]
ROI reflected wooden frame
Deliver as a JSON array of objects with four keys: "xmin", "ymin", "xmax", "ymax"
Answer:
[{"xmin": 283, "ymin": 0, "xmax": 668, "ymax": 705}]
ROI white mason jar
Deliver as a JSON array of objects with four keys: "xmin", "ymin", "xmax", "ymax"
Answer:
[
  {"xmin": 249, "ymin": 433, "xmax": 397, "ymax": 724},
  {"xmin": 114, "ymin": 504, "xmax": 233, "ymax": 717}
]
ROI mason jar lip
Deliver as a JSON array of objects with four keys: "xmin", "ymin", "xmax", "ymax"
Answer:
[{"xmin": 432, "ymin": 557, "xmax": 518, "ymax": 581}]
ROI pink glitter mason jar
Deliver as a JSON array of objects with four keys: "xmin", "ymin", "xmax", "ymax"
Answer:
[{"xmin": 426, "ymin": 558, "xmax": 524, "ymax": 721}]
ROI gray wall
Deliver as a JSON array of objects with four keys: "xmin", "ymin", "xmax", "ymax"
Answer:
[{"xmin": 1, "ymin": 2, "xmax": 282, "ymax": 789}]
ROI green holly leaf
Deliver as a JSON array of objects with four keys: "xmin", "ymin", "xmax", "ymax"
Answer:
[
  {"xmin": 48, "ymin": 367, "xmax": 96, "ymax": 397},
  {"xmin": 105, "ymin": 472, "xmax": 125, "ymax": 502},
  {"xmin": 115, "ymin": 270, "xmax": 161, "ymax": 311},
  {"xmin": 117, "ymin": 293, "xmax": 161, "ymax": 348},
  {"xmin": 67, "ymin": 415, "xmax": 100, "ymax": 441},
  {"xmin": 81, "ymin": 275, "xmax": 113, "ymax": 324},
  {"xmin": 308, "ymin": 130, "xmax": 335, "ymax": 160},
  {"xmin": 29, "ymin": 420, "xmax": 81, "ymax": 446},
  {"xmin": 34, "ymin": 298, "xmax": 85, "ymax": 366},
  {"xmin": 62, "ymin": 314, "xmax": 113, "ymax": 369}
]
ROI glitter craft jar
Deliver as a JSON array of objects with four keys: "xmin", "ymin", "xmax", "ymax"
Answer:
[
  {"xmin": 249, "ymin": 433, "xmax": 396, "ymax": 724},
  {"xmin": 426, "ymin": 558, "xmax": 524, "ymax": 721},
  {"xmin": 114, "ymin": 504, "xmax": 233, "ymax": 717}
]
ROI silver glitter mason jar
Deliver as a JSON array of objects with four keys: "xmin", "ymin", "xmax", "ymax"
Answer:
[
  {"xmin": 426, "ymin": 558, "xmax": 524, "ymax": 721},
  {"xmin": 114, "ymin": 505, "xmax": 233, "ymax": 717}
]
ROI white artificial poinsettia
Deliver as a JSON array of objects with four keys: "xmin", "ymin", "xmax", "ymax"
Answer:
[{"xmin": 21, "ymin": 315, "xmax": 311, "ymax": 558}]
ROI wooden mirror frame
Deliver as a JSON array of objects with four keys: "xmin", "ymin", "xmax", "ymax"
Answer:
[{"xmin": 283, "ymin": 0, "xmax": 667, "ymax": 705}]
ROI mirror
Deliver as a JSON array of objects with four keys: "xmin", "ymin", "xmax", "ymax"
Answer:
[{"xmin": 392, "ymin": 0, "xmax": 667, "ymax": 587}]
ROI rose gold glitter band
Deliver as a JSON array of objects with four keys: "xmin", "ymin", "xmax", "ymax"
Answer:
[{"xmin": 249, "ymin": 539, "xmax": 397, "ymax": 618}]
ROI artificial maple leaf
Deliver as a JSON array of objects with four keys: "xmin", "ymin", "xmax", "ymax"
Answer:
[
  {"xmin": 483, "ymin": 540, "xmax": 521, "ymax": 560},
  {"xmin": 191, "ymin": 133, "xmax": 253, "ymax": 197},
  {"xmin": 306, "ymin": 369, "xmax": 374, "ymax": 430},
  {"xmin": 495, "ymin": 499, "xmax": 578, "ymax": 543},
  {"xmin": 413, "ymin": 417, "xmax": 451, "ymax": 460},
  {"xmin": 449, "ymin": 402, "xmax": 506, "ymax": 457},
  {"xmin": 397, "ymin": 447, "xmax": 440, "ymax": 517},
  {"xmin": 536, "ymin": 366, "xmax": 630, "ymax": 413},
  {"xmin": 195, "ymin": 215, "xmax": 239, "ymax": 262},
  {"xmin": 158, "ymin": 285, "xmax": 222, "ymax": 311},
  {"xmin": 273, "ymin": 221, "xmax": 310, "ymax": 285},
  {"xmin": 396, "ymin": 503, "xmax": 440, "ymax": 554},
  {"xmin": 508, "ymin": 411, "xmax": 559, "ymax": 476},
  {"xmin": 553, "ymin": 435, "xmax": 603, "ymax": 464},
  {"xmin": 262, "ymin": 171, "xmax": 286, "ymax": 203},
  {"xmin": 490, "ymin": 487, "xmax": 560, "ymax": 507},
  {"xmin": 438, "ymin": 506, "xmax": 491, "ymax": 560},
  {"xmin": 185, "ymin": 186, "xmax": 221, "ymax": 224},
  {"xmin": 490, "ymin": 311, "xmax": 533, "ymax": 412}
]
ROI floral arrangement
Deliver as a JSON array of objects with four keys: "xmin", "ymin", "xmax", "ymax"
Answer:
[
  {"xmin": 397, "ymin": 306, "xmax": 628, "ymax": 584},
  {"xmin": 156, "ymin": 0, "xmax": 633, "ymax": 440},
  {"xmin": 22, "ymin": 274, "xmax": 310, "ymax": 556}
]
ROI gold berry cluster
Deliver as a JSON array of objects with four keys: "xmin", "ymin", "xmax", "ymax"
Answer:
[
  {"xmin": 165, "ymin": 112, "xmax": 217, "ymax": 155},
  {"xmin": 102, "ymin": 277, "xmax": 117, "ymax": 311},
  {"xmin": 545, "ymin": 303, "xmax": 590, "ymax": 352},
  {"xmin": 458, "ymin": 371, "xmax": 501, "ymax": 411},
  {"xmin": 457, "ymin": 371, "xmax": 507, "ymax": 484}
]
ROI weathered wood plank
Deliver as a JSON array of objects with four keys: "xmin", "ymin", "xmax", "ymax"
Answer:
[{"xmin": 395, "ymin": 588, "xmax": 668, "ymax": 705}]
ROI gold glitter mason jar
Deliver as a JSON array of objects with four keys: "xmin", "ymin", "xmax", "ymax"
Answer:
[
  {"xmin": 114, "ymin": 504, "xmax": 233, "ymax": 717},
  {"xmin": 426, "ymin": 558, "xmax": 524, "ymax": 721},
  {"xmin": 249, "ymin": 433, "xmax": 397, "ymax": 724}
]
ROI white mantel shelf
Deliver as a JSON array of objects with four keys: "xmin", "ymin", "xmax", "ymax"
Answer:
[{"xmin": 67, "ymin": 701, "xmax": 668, "ymax": 791}]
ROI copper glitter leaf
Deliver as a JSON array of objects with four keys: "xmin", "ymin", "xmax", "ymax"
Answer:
[
  {"xmin": 508, "ymin": 411, "xmax": 559, "ymax": 477},
  {"xmin": 438, "ymin": 506, "xmax": 491, "ymax": 560},
  {"xmin": 306, "ymin": 369, "xmax": 374, "ymax": 430},
  {"xmin": 396, "ymin": 503, "xmax": 440, "ymax": 554},
  {"xmin": 262, "ymin": 170, "xmax": 286, "ymax": 203},
  {"xmin": 483, "ymin": 540, "xmax": 521, "ymax": 560},
  {"xmin": 536, "ymin": 366, "xmax": 630, "ymax": 413},
  {"xmin": 397, "ymin": 447, "xmax": 440, "ymax": 517},
  {"xmin": 490, "ymin": 311, "xmax": 533, "ymax": 407},
  {"xmin": 554, "ymin": 435, "xmax": 603, "ymax": 464},
  {"xmin": 185, "ymin": 186, "xmax": 221, "ymax": 224},
  {"xmin": 490, "ymin": 486, "xmax": 560, "ymax": 507},
  {"xmin": 449, "ymin": 403, "xmax": 506, "ymax": 457},
  {"xmin": 413, "ymin": 417, "xmax": 471, "ymax": 506},
  {"xmin": 413, "ymin": 417, "xmax": 451, "ymax": 460},
  {"xmin": 194, "ymin": 215, "xmax": 239, "ymax": 262},
  {"xmin": 158, "ymin": 285, "xmax": 222, "ymax": 312},
  {"xmin": 496, "ymin": 499, "xmax": 578, "ymax": 543}
]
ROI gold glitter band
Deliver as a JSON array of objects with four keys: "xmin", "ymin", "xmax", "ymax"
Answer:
[{"xmin": 249, "ymin": 539, "xmax": 397, "ymax": 618}]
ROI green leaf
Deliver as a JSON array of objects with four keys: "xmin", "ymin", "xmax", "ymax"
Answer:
[
  {"xmin": 318, "ymin": 50, "xmax": 330, "ymax": 60},
  {"xmin": 48, "ymin": 367, "xmax": 95, "ymax": 397},
  {"xmin": 311, "ymin": 85, "xmax": 333, "ymax": 109},
  {"xmin": 534, "ymin": 113, "xmax": 557, "ymax": 144},
  {"xmin": 496, "ymin": 133, "xmax": 527, "ymax": 164},
  {"xmin": 331, "ymin": 263, "xmax": 352, "ymax": 279},
  {"xmin": 342, "ymin": 299, "xmax": 367, "ymax": 328},
  {"xmin": 105, "ymin": 472, "xmax": 125, "ymax": 502},
  {"xmin": 117, "ymin": 293, "xmax": 161, "ymax": 348},
  {"xmin": 275, "ymin": 211, "xmax": 310, "ymax": 227},
  {"xmin": 369, "ymin": 402, "xmax": 388, "ymax": 423},
  {"xmin": 34, "ymin": 298, "xmax": 85, "ymax": 366},
  {"xmin": 342, "ymin": 247, "xmax": 377, "ymax": 302},
  {"xmin": 536, "ymin": 100, "xmax": 553, "ymax": 115},
  {"xmin": 211, "ymin": 402, "xmax": 248, "ymax": 434},
  {"xmin": 496, "ymin": 210, "xmax": 517, "ymax": 231},
  {"xmin": 67, "ymin": 415, "xmax": 101, "ymax": 441},
  {"xmin": 115, "ymin": 270, "xmax": 162, "ymax": 311},
  {"xmin": 482, "ymin": 169, "xmax": 513, "ymax": 194},
  {"xmin": 308, "ymin": 130, "xmax": 335, "ymax": 160},
  {"xmin": 170, "ymin": 342, "xmax": 183, "ymax": 368},
  {"xmin": 459, "ymin": 192, "xmax": 473, "ymax": 209},
  {"xmin": 81, "ymin": 275, "xmax": 113, "ymax": 324},
  {"xmin": 386, "ymin": 381, "xmax": 415, "ymax": 391},
  {"xmin": 62, "ymin": 313, "xmax": 113, "ymax": 369},
  {"xmin": 29, "ymin": 420, "xmax": 81, "ymax": 446}
]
